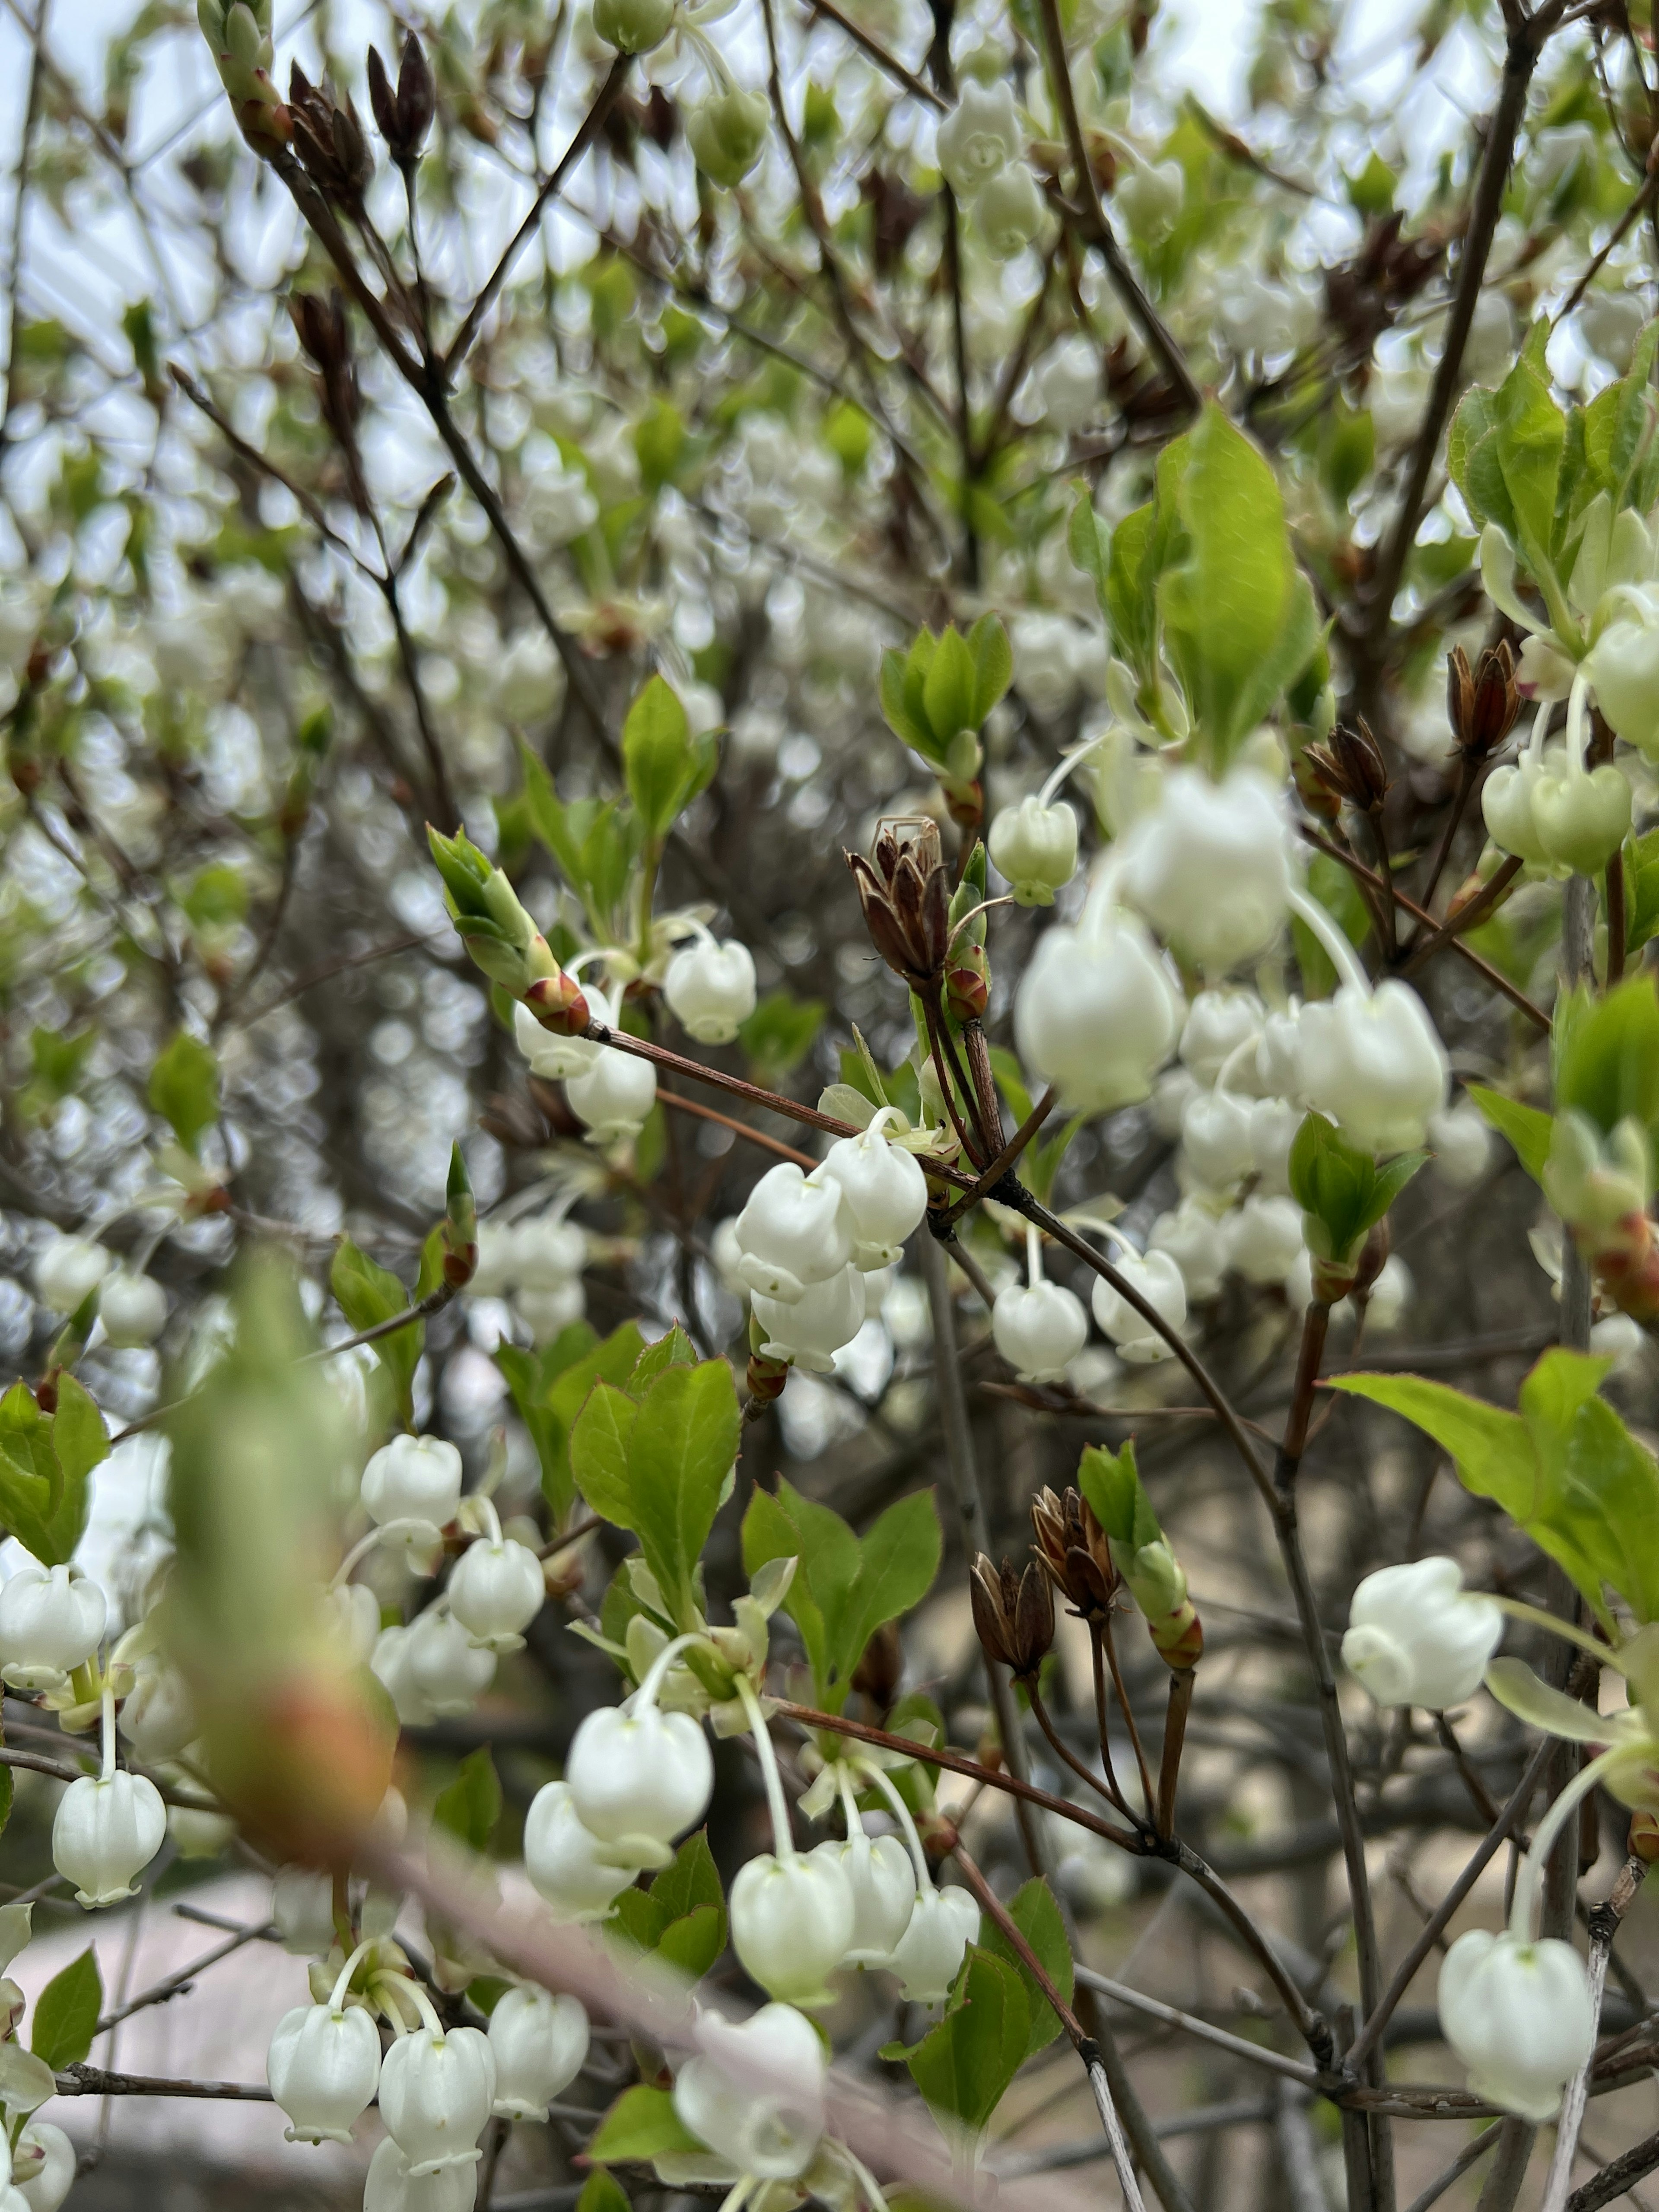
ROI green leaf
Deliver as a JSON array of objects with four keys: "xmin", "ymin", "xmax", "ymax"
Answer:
[
  {"xmin": 1491, "ymin": 348, "xmax": 1567, "ymax": 573},
  {"xmin": 623, "ymin": 675, "xmax": 698, "ymax": 839},
  {"xmin": 743, "ymin": 1482, "xmax": 836, "ymax": 1691},
  {"xmin": 834, "ymin": 1490, "xmax": 941, "ymax": 1688},
  {"xmin": 330, "ymin": 1239, "xmax": 421, "ymax": 1430},
  {"xmin": 432, "ymin": 1748, "xmax": 501, "ymax": 1855},
  {"xmin": 1448, "ymin": 387, "xmax": 1516, "ymax": 538},
  {"xmin": 569, "ymin": 1380, "xmax": 640, "ymax": 1532},
  {"xmin": 588, "ymin": 2083, "xmax": 705, "ymax": 2163},
  {"xmin": 0, "ymin": 1377, "xmax": 101, "ymax": 1567},
  {"xmin": 922, "ymin": 626, "xmax": 976, "ymax": 748},
  {"xmin": 493, "ymin": 1322, "xmax": 599, "ymax": 1522},
  {"xmin": 1067, "ymin": 484, "xmax": 1111, "ymax": 625},
  {"xmin": 1328, "ymin": 1372, "xmax": 1532, "ymax": 1506},
  {"xmin": 1077, "ymin": 1440, "xmax": 1160, "ymax": 1552},
  {"xmin": 1289, "ymin": 1113, "xmax": 1425, "ymax": 1259},
  {"xmin": 880, "ymin": 645, "xmax": 935, "ymax": 757},
  {"xmin": 977, "ymin": 1878, "xmax": 1073, "ymax": 2062},
  {"xmin": 1622, "ymin": 828, "xmax": 1659, "ymax": 955},
  {"xmin": 611, "ymin": 1831, "xmax": 729, "ymax": 1982},
  {"xmin": 31, "ymin": 1947, "xmax": 102, "ymax": 2070},
  {"xmin": 1466, "ymin": 1084, "xmax": 1551, "ymax": 1183},
  {"xmin": 966, "ymin": 613, "xmax": 1013, "ymax": 725},
  {"xmin": 1158, "ymin": 404, "xmax": 1318, "ymax": 766},
  {"xmin": 148, "ymin": 1030, "xmax": 219, "ymax": 1156},
  {"xmin": 739, "ymin": 992, "xmax": 824, "ymax": 1083},
  {"xmin": 905, "ymin": 1947, "xmax": 1033, "ymax": 2131},
  {"xmin": 629, "ymin": 1326, "xmax": 698, "ymax": 1398},
  {"xmin": 576, "ymin": 2172, "xmax": 633, "ymax": 2212},
  {"xmin": 626, "ymin": 1360, "xmax": 741, "ymax": 1622},
  {"xmin": 1104, "ymin": 501, "xmax": 1161, "ymax": 679},
  {"xmin": 1555, "ymin": 977, "xmax": 1659, "ymax": 1143}
]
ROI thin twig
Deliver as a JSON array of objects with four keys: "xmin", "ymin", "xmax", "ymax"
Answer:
[{"xmin": 1541, "ymin": 1855, "xmax": 1650, "ymax": 2212}]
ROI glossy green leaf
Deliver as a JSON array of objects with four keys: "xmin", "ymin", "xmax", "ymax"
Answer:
[
  {"xmin": 493, "ymin": 1322, "xmax": 600, "ymax": 1522},
  {"xmin": 569, "ymin": 1380, "xmax": 639, "ymax": 1532},
  {"xmin": 623, "ymin": 675, "xmax": 696, "ymax": 838},
  {"xmin": 148, "ymin": 1030, "xmax": 219, "ymax": 1156},
  {"xmin": 588, "ymin": 2083, "xmax": 705, "ymax": 2163},
  {"xmin": 977, "ymin": 1878, "xmax": 1073, "ymax": 2062},
  {"xmin": 626, "ymin": 1360, "xmax": 740, "ymax": 1621},
  {"xmin": 1466, "ymin": 1084, "xmax": 1551, "ymax": 1184},
  {"xmin": 611, "ymin": 1831, "xmax": 728, "ymax": 1982},
  {"xmin": 904, "ymin": 1946, "xmax": 1033, "ymax": 2131}
]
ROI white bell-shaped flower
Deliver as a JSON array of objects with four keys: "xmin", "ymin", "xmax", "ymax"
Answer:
[
  {"xmin": 33, "ymin": 1235, "xmax": 111, "ymax": 1315},
  {"xmin": 448, "ymin": 1535, "xmax": 545, "ymax": 1653},
  {"xmin": 885, "ymin": 1885, "xmax": 980, "ymax": 2003},
  {"xmin": 118, "ymin": 1654, "xmax": 197, "ymax": 1760},
  {"xmin": 272, "ymin": 1865, "xmax": 338, "ymax": 1956},
  {"xmin": 513, "ymin": 999, "xmax": 600, "ymax": 1082},
  {"xmin": 371, "ymin": 1624, "xmax": 435, "ymax": 1729},
  {"xmin": 1363, "ymin": 1254, "xmax": 1414, "ymax": 1333},
  {"xmin": 664, "ymin": 935, "xmax": 757, "ymax": 1044},
  {"xmin": 1090, "ymin": 1249, "xmax": 1187, "ymax": 1364},
  {"xmin": 750, "ymin": 1264, "xmax": 867, "ymax": 1374},
  {"xmin": 1181, "ymin": 1088, "xmax": 1255, "ymax": 1192},
  {"xmin": 733, "ymin": 1163, "xmax": 854, "ymax": 1303},
  {"xmin": 1179, "ymin": 988, "xmax": 1265, "ymax": 1082},
  {"xmin": 514, "ymin": 1217, "xmax": 587, "ymax": 1288},
  {"xmin": 360, "ymin": 1435, "xmax": 463, "ymax": 1551},
  {"xmin": 488, "ymin": 1983, "xmax": 591, "ymax": 2119},
  {"xmin": 992, "ymin": 1280, "xmax": 1088, "ymax": 1384},
  {"xmin": 1428, "ymin": 1100, "xmax": 1494, "ymax": 1190},
  {"xmin": 1586, "ymin": 599, "xmax": 1659, "ymax": 756},
  {"xmin": 363, "ymin": 2134, "xmax": 478, "ymax": 2212},
  {"xmin": 267, "ymin": 1999, "xmax": 382, "ymax": 2143},
  {"xmin": 98, "ymin": 1270, "xmax": 168, "ymax": 1347},
  {"xmin": 323, "ymin": 1581, "xmax": 383, "ymax": 1668},
  {"xmin": 1438, "ymin": 1928, "xmax": 1595, "ymax": 2120},
  {"xmin": 1295, "ymin": 980, "xmax": 1449, "ymax": 1155},
  {"xmin": 404, "ymin": 1607, "xmax": 496, "ymax": 1717},
  {"xmin": 987, "ymin": 794, "xmax": 1078, "ymax": 906},
  {"xmin": 1014, "ymin": 899, "xmax": 1183, "ymax": 1112},
  {"xmin": 1254, "ymin": 1004, "xmax": 1303, "ymax": 1097},
  {"xmin": 523, "ymin": 1781, "xmax": 638, "ymax": 1921},
  {"xmin": 673, "ymin": 2002, "xmax": 827, "ymax": 2182},
  {"xmin": 53, "ymin": 1767, "xmax": 166, "ymax": 1907},
  {"xmin": 935, "ymin": 80, "xmax": 1021, "ymax": 198},
  {"xmin": 518, "ymin": 1280, "xmax": 587, "ymax": 1345},
  {"xmin": 1224, "ymin": 1195, "xmax": 1305, "ymax": 1287},
  {"xmin": 1341, "ymin": 1557, "xmax": 1503, "ymax": 1710},
  {"xmin": 0, "ymin": 1564, "xmax": 106, "ymax": 1690},
  {"xmin": 731, "ymin": 1848, "xmax": 855, "ymax": 2006},
  {"xmin": 1247, "ymin": 1097, "xmax": 1302, "ymax": 1194},
  {"xmin": 378, "ymin": 2023, "xmax": 496, "ymax": 2177},
  {"xmin": 565, "ymin": 1039, "xmax": 657, "ymax": 1144},
  {"xmin": 1118, "ymin": 766, "xmax": 1294, "ymax": 972},
  {"xmin": 1148, "ymin": 1198, "xmax": 1227, "ymax": 1303},
  {"xmin": 977, "ymin": 161, "xmax": 1046, "ymax": 257},
  {"xmin": 566, "ymin": 1694, "xmax": 713, "ymax": 1870},
  {"xmin": 13, "ymin": 2121, "xmax": 74, "ymax": 2212},
  {"xmin": 813, "ymin": 1121, "xmax": 928, "ymax": 1269},
  {"xmin": 810, "ymin": 1830, "xmax": 915, "ymax": 1966}
]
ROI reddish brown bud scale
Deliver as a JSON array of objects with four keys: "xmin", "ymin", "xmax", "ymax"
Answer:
[
  {"xmin": 1306, "ymin": 718, "xmax": 1389, "ymax": 813},
  {"xmin": 1030, "ymin": 1485, "xmax": 1118, "ymax": 1618},
  {"xmin": 846, "ymin": 819, "xmax": 953, "ymax": 988},
  {"xmin": 523, "ymin": 970, "xmax": 591, "ymax": 1036},
  {"xmin": 969, "ymin": 1552, "xmax": 1055, "ymax": 1678},
  {"xmin": 746, "ymin": 1351, "xmax": 790, "ymax": 1403},
  {"xmin": 1446, "ymin": 640, "xmax": 1519, "ymax": 761}
]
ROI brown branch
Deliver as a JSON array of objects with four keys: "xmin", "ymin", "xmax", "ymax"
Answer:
[
  {"xmin": 1400, "ymin": 852, "xmax": 1524, "ymax": 978},
  {"xmin": 804, "ymin": 0, "xmax": 945, "ymax": 107},
  {"xmin": 656, "ymin": 1086, "xmax": 818, "ymax": 1168}
]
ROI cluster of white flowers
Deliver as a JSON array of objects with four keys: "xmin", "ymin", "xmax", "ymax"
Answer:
[
  {"xmin": 32, "ymin": 1236, "xmax": 168, "ymax": 1349},
  {"xmin": 935, "ymin": 84, "xmax": 1045, "ymax": 262},
  {"xmin": 470, "ymin": 1206, "xmax": 588, "ymax": 1345}
]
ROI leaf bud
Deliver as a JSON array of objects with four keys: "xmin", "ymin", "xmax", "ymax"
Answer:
[
  {"xmin": 689, "ymin": 89, "xmax": 769, "ymax": 189},
  {"xmin": 944, "ymin": 941, "xmax": 990, "ymax": 1025}
]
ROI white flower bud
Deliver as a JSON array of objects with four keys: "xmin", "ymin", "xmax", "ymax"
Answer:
[
  {"xmin": 935, "ymin": 82, "xmax": 1021, "ymax": 198},
  {"xmin": 813, "ymin": 1128, "xmax": 928, "ymax": 1270},
  {"xmin": 1481, "ymin": 746, "xmax": 1554, "ymax": 866},
  {"xmin": 1342, "ymin": 1557, "xmax": 1502, "ymax": 1710},
  {"xmin": 1427, "ymin": 1101, "xmax": 1494, "ymax": 1190},
  {"xmin": 1011, "ymin": 612, "xmax": 1083, "ymax": 715},
  {"xmin": 1014, "ymin": 905, "xmax": 1183, "ymax": 1113},
  {"xmin": 1148, "ymin": 1198, "xmax": 1227, "ymax": 1303},
  {"xmin": 0, "ymin": 1565, "xmax": 106, "ymax": 1690},
  {"xmin": 566, "ymin": 1701, "xmax": 713, "ymax": 1869},
  {"xmin": 169, "ymin": 1801, "xmax": 235, "ymax": 1857},
  {"xmin": 1179, "ymin": 988, "xmax": 1264, "ymax": 1082},
  {"xmin": 1254, "ymin": 1004, "xmax": 1303, "ymax": 1097},
  {"xmin": 751, "ymin": 1263, "xmax": 867, "ymax": 1374},
  {"xmin": 1119, "ymin": 766, "xmax": 1294, "ymax": 973},
  {"xmin": 811, "ymin": 1830, "xmax": 915, "ymax": 1965},
  {"xmin": 673, "ymin": 2003, "xmax": 826, "ymax": 2182},
  {"xmin": 515, "ymin": 1217, "xmax": 587, "ymax": 1288},
  {"xmin": 371, "ymin": 1624, "xmax": 435, "ymax": 1729},
  {"xmin": 991, "ymin": 1280, "xmax": 1088, "ymax": 1383},
  {"xmin": 33, "ymin": 1236, "xmax": 111, "ymax": 1315},
  {"xmin": 1588, "ymin": 609, "xmax": 1659, "ymax": 756},
  {"xmin": 885, "ymin": 1885, "xmax": 980, "ymax": 2003},
  {"xmin": 1089, "ymin": 1250, "xmax": 1187, "ymax": 1364},
  {"xmin": 448, "ymin": 1536, "xmax": 545, "ymax": 1653},
  {"xmin": 267, "ymin": 2000, "xmax": 382, "ymax": 2143},
  {"xmin": 378, "ymin": 2024, "xmax": 496, "ymax": 2177},
  {"xmin": 524, "ymin": 1781, "xmax": 639, "ymax": 1922},
  {"xmin": 976, "ymin": 161, "xmax": 1045, "ymax": 257},
  {"xmin": 1438, "ymin": 1928, "xmax": 1594, "ymax": 2120},
  {"xmin": 1531, "ymin": 748, "xmax": 1631, "ymax": 874},
  {"xmin": 731, "ymin": 1849, "xmax": 856, "ymax": 2005},
  {"xmin": 734, "ymin": 1163, "xmax": 854, "ymax": 1303},
  {"xmin": 1116, "ymin": 156, "xmax": 1183, "ymax": 238},
  {"xmin": 405, "ymin": 1608, "xmax": 496, "ymax": 1717},
  {"xmin": 1294, "ymin": 981, "xmax": 1449, "ymax": 1155},
  {"xmin": 360, "ymin": 1435, "xmax": 463, "ymax": 1550},
  {"xmin": 272, "ymin": 1865, "xmax": 338, "ymax": 1956},
  {"xmin": 1181, "ymin": 1089, "xmax": 1255, "ymax": 1193},
  {"xmin": 52, "ymin": 1769, "xmax": 166, "ymax": 1907},
  {"xmin": 488, "ymin": 1984, "xmax": 590, "ymax": 2119},
  {"xmin": 1033, "ymin": 336, "xmax": 1100, "ymax": 432},
  {"xmin": 13, "ymin": 2121, "xmax": 74, "ymax": 2212},
  {"xmin": 1150, "ymin": 1065, "xmax": 1201, "ymax": 1138},
  {"xmin": 591, "ymin": 0, "xmax": 675, "ymax": 54},
  {"xmin": 518, "ymin": 1281, "xmax": 587, "ymax": 1344},
  {"xmin": 1362, "ymin": 1254, "xmax": 1413, "ymax": 1333},
  {"xmin": 98, "ymin": 1271, "xmax": 168, "ymax": 1347},
  {"xmin": 565, "ymin": 1045, "xmax": 658, "ymax": 1145},
  {"xmin": 1224, "ymin": 1195, "xmax": 1304, "ymax": 1287},
  {"xmin": 1247, "ymin": 1097, "xmax": 1302, "ymax": 1194},
  {"xmin": 664, "ymin": 938, "xmax": 758, "ymax": 1044},
  {"xmin": 513, "ymin": 1000, "xmax": 600, "ymax": 1082},
  {"xmin": 988, "ymin": 794, "xmax": 1078, "ymax": 906}
]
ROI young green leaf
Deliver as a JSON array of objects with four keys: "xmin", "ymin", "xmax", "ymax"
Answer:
[
  {"xmin": 148, "ymin": 1030, "xmax": 220, "ymax": 1156},
  {"xmin": 904, "ymin": 1946, "xmax": 1033, "ymax": 2131},
  {"xmin": 31, "ymin": 1946, "xmax": 102, "ymax": 2070},
  {"xmin": 432, "ymin": 1748, "xmax": 501, "ymax": 1855},
  {"xmin": 623, "ymin": 674, "xmax": 696, "ymax": 838},
  {"xmin": 1465, "ymin": 1084, "xmax": 1551, "ymax": 1185},
  {"xmin": 588, "ymin": 2083, "xmax": 706, "ymax": 2163},
  {"xmin": 977, "ymin": 1878, "xmax": 1073, "ymax": 2063}
]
